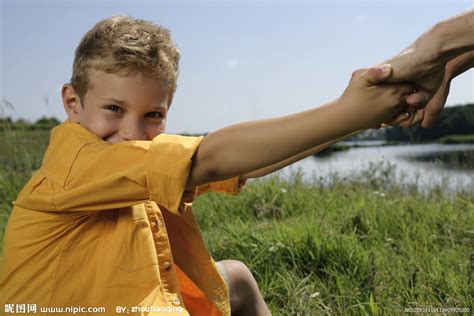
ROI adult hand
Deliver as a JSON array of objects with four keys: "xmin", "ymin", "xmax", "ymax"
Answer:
[
  {"xmin": 385, "ymin": 50, "xmax": 474, "ymax": 128},
  {"xmin": 419, "ymin": 50, "xmax": 474, "ymax": 127},
  {"xmin": 382, "ymin": 38, "xmax": 447, "ymax": 127},
  {"xmin": 382, "ymin": 10, "xmax": 474, "ymax": 128}
]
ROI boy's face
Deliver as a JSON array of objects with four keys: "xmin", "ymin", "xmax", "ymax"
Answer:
[{"xmin": 62, "ymin": 71, "xmax": 169, "ymax": 144}]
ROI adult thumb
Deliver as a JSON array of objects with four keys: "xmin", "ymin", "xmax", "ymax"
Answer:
[{"xmin": 364, "ymin": 64, "xmax": 392, "ymax": 86}]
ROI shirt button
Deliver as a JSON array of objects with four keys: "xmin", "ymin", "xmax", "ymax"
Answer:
[
  {"xmin": 172, "ymin": 298, "xmax": 180, "ymax": 306},
  {"xmin": 163, "ymin": 262, "xmax": 171, "ymax": 270}
]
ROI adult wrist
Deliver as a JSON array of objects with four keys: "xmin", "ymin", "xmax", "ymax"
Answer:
[
  {"xmin": 432, "ymin": 12, "xmax": 474, "ymax": 62},
  {"xmin": 424, "ymin": 23, "xmax": 445, "ymax": 63}
]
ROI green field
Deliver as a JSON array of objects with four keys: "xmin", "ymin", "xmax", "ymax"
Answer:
[{"xmin": 1, "ymin": 130, "xmax": 473, "ymax": 315}]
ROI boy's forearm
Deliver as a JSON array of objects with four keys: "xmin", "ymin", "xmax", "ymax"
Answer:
[
  {"xmin": 194, "ymin": 100, "xmax": 366, "ymax": 184},
  {"xmin": 241, "ymin": 130, "xmax": 362, "ymax": 179}
]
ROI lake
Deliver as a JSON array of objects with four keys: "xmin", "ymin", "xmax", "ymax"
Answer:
[{"xmin": 275, "ymin": 143, "xmax": 474, "ymax": 193}]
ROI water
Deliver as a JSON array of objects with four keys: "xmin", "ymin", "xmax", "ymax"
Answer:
[{"xmin": 276, "ymin": 143, "xmax": 474, "ymax": 193}]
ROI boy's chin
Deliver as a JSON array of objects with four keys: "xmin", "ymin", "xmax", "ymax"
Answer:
[
  {"xmin": 103, "ymin": 133, "xmax": 162, "ymax": 143},
  {"xmin": 103, "ymin": 136, "xmax": 123, "ymax": 144}
]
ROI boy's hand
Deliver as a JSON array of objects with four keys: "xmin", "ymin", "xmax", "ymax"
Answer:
[{"xmin": 339, "ymin": 64, "xmax": 415, "ymax": 130}]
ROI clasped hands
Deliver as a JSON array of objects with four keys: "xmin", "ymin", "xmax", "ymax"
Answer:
[{"xmin": 353, "ymin": 38, "xmax": 474, "ymax": 129}]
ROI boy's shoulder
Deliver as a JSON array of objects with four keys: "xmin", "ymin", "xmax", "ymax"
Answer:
[
  {"xmin": 40, "ymin": 121, "xmax": 104, "ymax": 184},
  {"xmin": 50, "ymin": 120, "xmax": 102, "ymax": 144}
]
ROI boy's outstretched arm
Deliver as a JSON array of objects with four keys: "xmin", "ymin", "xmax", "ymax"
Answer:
[
  {"xmin": 186, "ymin": 65, "xmax": 414, "ymax": 189},
  {"xmin": 243, "ymin": 108, "xmax": 413, "ymax": 179},
  {"xmin": 240, "ymin": 130, "xmax": 361, "ymax": 179},
  {"xmin": 240, "ymin": 66, "xmax": 418, "ymax": 179}
]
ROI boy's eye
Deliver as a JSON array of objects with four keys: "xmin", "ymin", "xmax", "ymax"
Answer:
[
  {"xmin": 106, "ymin": 105, "xmax": 122, "ymax": 113},
  {"xmin": 146, "ymin": 112, "xmax": 164, "ymax": 119}
]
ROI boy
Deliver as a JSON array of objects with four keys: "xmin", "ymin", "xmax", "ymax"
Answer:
[{"xmin": 0, "ymin": 16, "xmax": 414, "ymax": 315}]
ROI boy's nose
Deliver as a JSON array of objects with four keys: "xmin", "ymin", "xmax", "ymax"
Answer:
[{"xmin": 120, "ymin": 123, "xmax": 146, "ymax": 141}]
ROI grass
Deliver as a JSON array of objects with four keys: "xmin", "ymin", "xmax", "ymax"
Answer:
[
  {"xmin": 0, "ymin": 129, "xmax": 51, "ymax": 243},
  {"xmin": 1, "ymin": 129, "xmax": 473, "ymax": 315},
  {"xmin": 438, "ymin": 134, "xmax": 474, "ymax": 144},
  {"xmin": 194, "ymin": 172, "xmax": 473, "ymax": 315}
]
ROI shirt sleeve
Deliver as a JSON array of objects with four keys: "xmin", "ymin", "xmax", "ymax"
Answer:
[
  {"xmin": 146, "ymin": 134, "xmax": 205, "ymax": 212},
  {"xmin": 196, "ymin": 177, "xmax": 247, "ymax": 196},
  {"xmin": 14, "ymin": 134, "xmax": 204, "ymax": 215}
]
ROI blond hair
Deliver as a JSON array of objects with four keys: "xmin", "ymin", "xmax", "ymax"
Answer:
[{"xmin": 71, "ymin": 16, "xmax": 180, "ymax": 106}]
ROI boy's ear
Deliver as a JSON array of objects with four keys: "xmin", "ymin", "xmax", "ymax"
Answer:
[{"xmin": 61, "ymin": 84, "xmax": 82, "ymax": 123}]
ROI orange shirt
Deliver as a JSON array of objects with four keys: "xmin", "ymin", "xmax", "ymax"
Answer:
[{"xmin": 0, "ymin": 121, "xmax": 244, "ymax": 315}]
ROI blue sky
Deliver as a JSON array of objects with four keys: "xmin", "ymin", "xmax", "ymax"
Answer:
[{"xmin": 1, "ymin": 0, "xmax": 473, "ymax": 134}]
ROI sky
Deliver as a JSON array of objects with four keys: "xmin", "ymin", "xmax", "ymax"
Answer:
[{"xmin": 1, "ymin": 0, "xmax": 473, "ymax": 134}]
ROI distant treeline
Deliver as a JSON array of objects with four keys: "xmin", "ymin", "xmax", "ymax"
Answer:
[
  {"xmin": 385, "ymin": 103, "xmax": 474, "ymax": 142},
  {"xmin": 0, "ymin": 116, "xmax": 205, "ymax": 137},
  {"xmin": 0, "ymin": 117, "xmax": 61, "ymax": 130},
  {"xmin": 1, "ymin": 103, "xmax": 473, "ymax": 141}
]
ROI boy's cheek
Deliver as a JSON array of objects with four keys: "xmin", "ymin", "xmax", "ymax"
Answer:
[{"xmin": 149, "ymin": 123, "xmax": 167, "ymax": 139}]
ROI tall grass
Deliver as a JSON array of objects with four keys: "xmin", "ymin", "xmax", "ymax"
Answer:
[
  {"xmin": 0, "ymin": 129, "xmax": 50, "ymax": 243},
  {"xmin": 194, "ymin": 170, "xmax": 473, "ymax": 315},
  {"xmin": 0, "ymin": 129, "xmax": 472, "ymax": 315}
]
